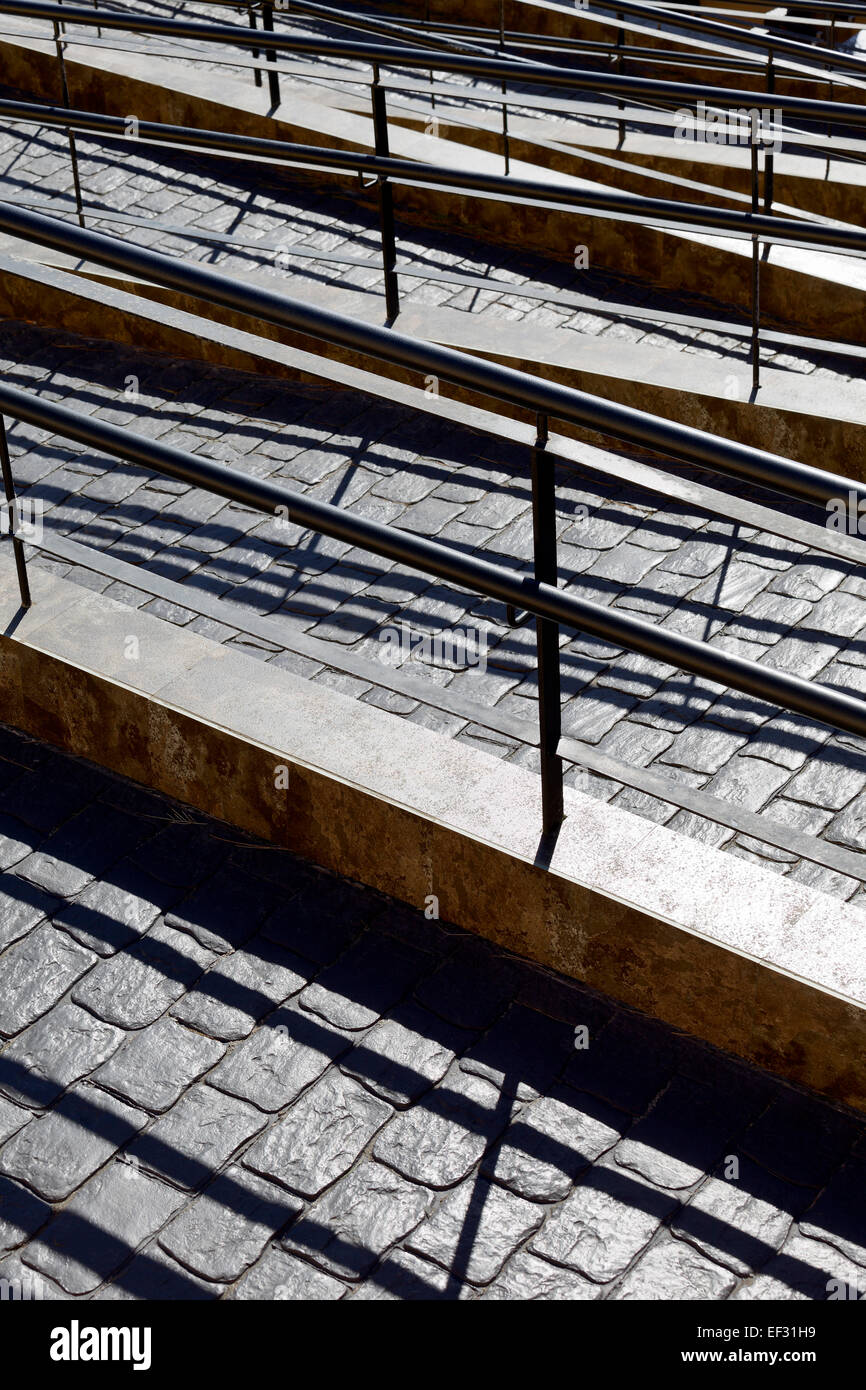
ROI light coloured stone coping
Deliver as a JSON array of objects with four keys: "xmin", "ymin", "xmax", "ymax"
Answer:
[{"xmin": 2, "ymin": 555, "xmax": 864, "ymax": 1012}]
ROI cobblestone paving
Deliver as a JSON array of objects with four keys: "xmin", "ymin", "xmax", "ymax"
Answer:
[
  {"xmin": 3, "ymin": 317, "xmax": 866, "ymax": 905},
  {"xmin": 0, "ymin": 723, "xmax": 864, "ymax": 1302}
]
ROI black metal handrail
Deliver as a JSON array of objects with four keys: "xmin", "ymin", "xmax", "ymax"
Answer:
[
  {"xmin": 1, "ymin": 202, "xmax": 866, "ymax": 836},
  {"xmin": 1, "ymin": 201, "xmax": 860, "ymax": 511},
  {"xmin": 3, "ymin": 96, "xmax": 862, "ymax": 255},
  {"xmin": 5, "ymin": 0, "xmax": 866, "ymax": 109},
  {"xmin": 3, "ymin": 378, "xmax": 866, "ymax": 834}
]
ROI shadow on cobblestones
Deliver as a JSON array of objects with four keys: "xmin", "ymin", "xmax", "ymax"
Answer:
[{"xmin": 0, "ymin": 724, "xmax": 865, "ymax": 1300}]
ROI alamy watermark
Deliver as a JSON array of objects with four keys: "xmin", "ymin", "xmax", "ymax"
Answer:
[
  {"xmin": 826, "ymin": 491, "xmax": 866, "ymax": 535},
  {"xmin": 1, "ymin": 497, "xmax": 43, "ymax": 543},
  {"xmin": 674, "ymin": 102, "xmax": 783, "ymax": 154},
  {"xmin": 377, "ymin": 620, "xmax": 488, "ymax": 672}
]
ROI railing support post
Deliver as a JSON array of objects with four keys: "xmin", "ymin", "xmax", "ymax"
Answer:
[
  {"xmin": 371, "ymin": 66, "xmax": 400, "ymax": 323},
  {"xmin": 262, "ymin": 2, "xmax": 281, "ymax": 109},
  {"xmin": 0, "ymin": 416, "xmax": 32, "ymax": 610},
  {"xmin": 52, "ymin": 19, "xmax": 85, "ymax": 227},
  {"xmin": 531, "ymin": 413, "xmax": 564, "ymax": 835},
  {"xmin": 249, "ymin": 5, "xmax": 262, "ymax": 89},
  {"xmin": 764, "ymin": 51, "xmax": 775, "ymax": 215},
  {"xmin": 615, "ymin": 13, "xmax": 625, "ymax": 148},
  {"xmin": 499, "ymin": 0, "xmax": 510, "ymax": 174},
  {"xmin": 750, "ymin": 134, "xmax": 761, "ymax": 394}
]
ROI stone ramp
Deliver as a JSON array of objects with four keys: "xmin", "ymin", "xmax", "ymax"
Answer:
[{"xmin": 3, "ymin": 316, "xmax": 866, "ymax": 909}]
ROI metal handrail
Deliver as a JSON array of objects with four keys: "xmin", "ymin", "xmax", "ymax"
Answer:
[
  {"xmin": 3, "ymin": 380, "xmax": 866, "ymax": 836},
  {"xmin": 3, "ymin": 97, "xmax": 863, "ymax": 256},
  {"xmin": 4, "ymin": 0, "xmax": 866, "ymax": 101},
  {"xmin": 1, "ymin": 202, "xmax": 866, "ymax": 834},
  {"xmin": 1, "ymin": 201, "xmax": 861, "ymax": 510}
]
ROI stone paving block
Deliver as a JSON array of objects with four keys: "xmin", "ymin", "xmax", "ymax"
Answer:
[
  {"xmin": 761, "ymin": 633, "xmax": 840, "ymax": 681},
  {"xmin": 298, "ymin": 931, "xmax": 430, "ymax": 1032},
  {"xmin": 208, "ymin": 1001, "xmax": 355, "ymax": 1113},
  {"xmin": 373, "ymin": 1064, "xmax": 514, "ymax": 1189},
  {"xmin": 0, "ymin": 1176, "xmax": 52, "ymax": 1257},
  {"xmin": 0, "ymin": 1251, "xmax": 77, "ymax": 1306},
  {"xmin": 171, "ymin": 936, "xmax": 311, "ymax": 1041},
  {"xmin": 165, "ymin": 864, "xmax": 279, "ymax": 954},
  {"xmin": 243, "ymin": 1069, "xmax": 392, "ymax": 1199},
  {"xmin": 93, "ymin": 1016, "xmax": 226, "ymax": 1114},
  {"xmin": 798, "ymin": 1161, "xmax": 866, "ymax": 1268},
  {"xmin": 414, "ymin": 938, "xmax": 520, "ymax": 1032},
  {"xmin": 726, "ymin": 591, "xmax": 813, "ymax": 645},
  {"xmin": 12, "ymin": 804, "xmax": 147, "ymax": 899},
  {"xmin": 0, "ymin": 1002, "xmax": 123, "ymax": 1110},
  {"xmin": 130, "ymin": 822, "xmax": 229, "ymax": 889},
  {"xmin": 481, "ymin": 1247, "xmax": 604, "ymax": 1300},
  {"xmin": 561, "ymin": 690, "xmax": 639, "ymax": 743},
  {"xmin": 483, "ymin": 1090, "xmax": 624, "ymax": 1201},
  {"xmin": 52, "ymin": 860, "xmax": 177, "ymax": 956},
  {"xmin": 737, "ymin": 712, "xmax": 832, "ymax": 771},
  {"xmin": 459, "ymin": 1004, "xmax": 574, "ymax": 1100},
  {"xmin": 611, "ymin": 1231, "xmax": 738, "ymax": 1299},
  {"xmin": 700, "ymin": 755, "xmax": 791, "ymax": 812},
  {"xmin": 0, "ymin": 925, "xmax": 96, "ymax": 1039},
  {"xmin": 0, "ymin": 875, "xmax": 59, "ymax": 952},
  {"xmin": 92, "ymin": 1242, "xmax": 226, "ymax": 1301},
  {"xmin": 739, "ymin": 1095, "xmax": 861, "ymax": 1190},
  {"xmin": 732, "ymin": 1230, "xmax": 866, "ymax": 1300},
  {"xmin": 658, "ymin": 535, "xmax": 733, "ymax": 578},
  {"xmin": 339, "ymin": 1002, "xmax": 471, "ymax": 1107},
  {"xmin": 0, "ymin": 755, "xmax": 103, "ymax": 834},
  {"xmin": 0, "ymin": 814, "xmax": 38, "ymax": 872},
  {"xmin": 595, "ymin": 651, "xmax": 677, "ymax": 701},
  {"xmin": 405, "ymin": 1175, "xmax": 544, "ymax": 1285},
  {"xmin": 0, "ymin": 1098, "xmax": 31, "ymax": 1148},
  {"xmin": 824, "ymin": 791, "xmax": 866, "ymax": 853},
  {"xmin": 656, "ymin": 725, "xmax": 748, "ymax": 776},
  {"xmin": 670, "ymin": 1155, "xmax": 808, "ymax": 1275},
  {"xmin": 561, "ymin": 1012, "xmax": 676, "ymax": 1114},
  {"xmin": 563, "ymin": 510, "xmax": 635, "ymax": 551},
  {"xmin": 72, "ymin": 920, "xmax": 215, "ymax": 1029},
  {"xmin": 770, "ymin": 564, "xmax": 845, "ymax": 601},
  {"xmin": 530, "ymin": 1157, "xmax": 678, "ymax": 1282},
  {"xmin": 231, "ymin": 1246, "xmax": 348, "ymax": 1300},
  {"xmin": 689, "ymin": 561, "xmax": 773, "ymax": 613},
  {"xmin": 612, "ymin": 1077, "xmax": 762, "ymax": 1192},
  {"xmin": 261, "ymin": 878, "xmax": 375, "ymax": 963},
  {"xmin": 0, "ymin": 1083, "xmax": 146, "ymax": 1203},
  {"xmin": 22, "ymin": 1160, "xmax": 187, "ymax": 1295},
  {"xmin": 783, "ymin": 750, "xmax": 866, "ymax": 811},
  {"xmin": 159, "ymin": 1164, "xmax": 302, "ymax": 1283},
  {"xmin": 282, "ymin": 1159, "xmax": 433, "ymax": 1281},
  {"xmin": 351, "ymin": 1247, "xmax": 475, "ymax": 1300},
  {"xmin": 585, "ymin": 544, "xmax": 660, "ymax": 586},
  {"xmin": 130, "ymin": 1084, "xmax": 266, "ymax": 1192}
]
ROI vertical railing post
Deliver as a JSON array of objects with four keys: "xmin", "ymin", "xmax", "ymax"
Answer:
[
  {"xmin": 53, "ymin": 19, "xmax": 85, "ymax": 227},
  {"xmin": 615, "ymin": 14, "xmax": 625, "ymax": 147},
  {"xmin": 262, "ymin": 2, "xmax": 281, "ymax": 109},
  {"xmin": 371, "ymin": 66, "xmax": 400, "ymax": 323},
  {"xmin": 764, "ymin": 51, "xmax": 775, "ymax": 215},
  {"xmin": 249, "ymin": 5, "xmax": 262, "ymax": 89},
  {"xmin": 750, "ymin": 132, "xmax": 761, "ymax": 395},
  {"xmin": 0, "ymin": 416, "xmax": 32, "ymax": 610},
  {"xmin": 499, "ymin": 0, "xmax": 510, "ymax": 174},
  {"xmin": 531, "ymin": 413, "xmax": 564, "ymax": 835}
]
